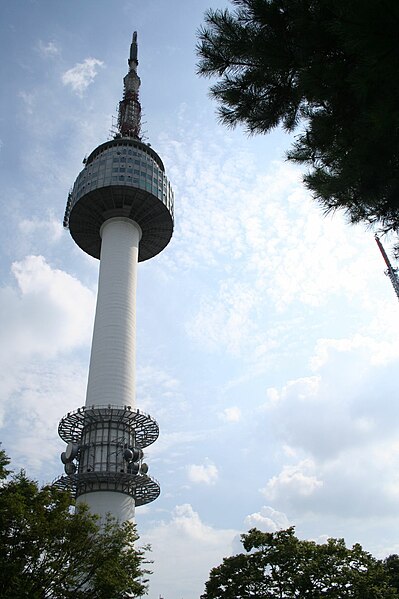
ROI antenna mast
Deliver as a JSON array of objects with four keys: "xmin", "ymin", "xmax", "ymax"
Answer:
[
  {"xmin": 117, "ymin": 31, "xmax": 142, "ymax": 139},
  {"xmin": 375, "ymin": 235, "xmax": 399, "ymax": 301}
]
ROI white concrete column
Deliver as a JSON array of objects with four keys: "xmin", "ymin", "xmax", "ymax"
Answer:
[
  {"xmin": 77, "ymin": 491, "xmax": 135, "ymax": 522},
  {"xmin": 85, "ymin": 217, "xmax": 141, "ymax": 409}
]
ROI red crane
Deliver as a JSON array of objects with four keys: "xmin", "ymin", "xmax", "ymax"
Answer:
[{"xmin": 375, "ymin": 235, "xmax": 399, "ymax": 301}]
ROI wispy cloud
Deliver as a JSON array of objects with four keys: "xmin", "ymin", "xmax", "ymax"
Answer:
[
  {"xmin": 186, "ymin": 279, "xmax": 259, "ymax": 356},
  {"xmin": 62, "ymin": 58, "xmax": 104, "ymax": 96},
  {"xmin": 37, "ymin": 40, "xmax": 59, "ymax": 57},
  {"xmin": 18, "ymin": 91, "xmax": 35, "ymax": 115},
  {"xmin": 19, "ymin": 216, "xmax": 63, "ymax": 244},
  {"xmin": 159, "ymin": 124, "xmax": 389, "ymax": 370},
  {"xmin": 219, "ymin": 406, "xmax": 241, "ymax": 422}
]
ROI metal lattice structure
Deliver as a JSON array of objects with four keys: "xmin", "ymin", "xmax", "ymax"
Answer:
[
  {"xmin": 58, "ymin": 405, "xmax": 159, "ymax": 448},
  {"xmin": 375, "ymin": 235, "xmax": 399, "ymax": 301},
  {"xmin": 55, "ymin": 404, "xmax": 160, "ymax": 504},
  {"xmin": 54, "ymin": 472, "xmax": 160, "ymax": 506}
]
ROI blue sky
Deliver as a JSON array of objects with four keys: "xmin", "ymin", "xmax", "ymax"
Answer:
[{"xmin": 2, "ymin": 1, "xmax": 399, "ymax": 598}]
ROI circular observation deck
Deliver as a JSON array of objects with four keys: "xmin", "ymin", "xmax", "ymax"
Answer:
[{"xmin": 64, "ymin": 138, "xmax": 174, "ymax": 261}]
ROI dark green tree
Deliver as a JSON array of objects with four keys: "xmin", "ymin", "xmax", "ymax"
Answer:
[
  {"xmin": 197, "ymin": 0, "xmax": 399, "ymax": 244},
  {"xmin": 0, "ymin": 448, "xmax": 150, "ymax": 598},
  {"xmin": 384, "ymin": 555, "xmax": 399, "ymax": 595},
  {"xmin": 201, "ymin": 527, "xmax": 398, "ymax": 598}
]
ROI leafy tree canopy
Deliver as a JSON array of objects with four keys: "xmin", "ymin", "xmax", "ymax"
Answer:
[
  {"xmin": 201, "ymin": 527, "xmax": 399, "ymax": 598},
  {"xmin": 0, "ymin": 447, "xmax": 150, "ymax": 598},
  {"xmin": 197, "ymin": 0, "xmax": 399, "ymax": 244}
]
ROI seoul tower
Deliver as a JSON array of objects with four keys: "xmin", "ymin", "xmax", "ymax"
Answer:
[{"xmin": 56, "ymin": 32, "xmax": 174, "ymax": 521}]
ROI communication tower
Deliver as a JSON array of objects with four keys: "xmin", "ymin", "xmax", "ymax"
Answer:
[{"xmin": 55, "ymin": 32, "xmax": 174, "ymax": 520}]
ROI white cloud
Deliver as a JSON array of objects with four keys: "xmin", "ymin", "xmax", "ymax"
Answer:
[
  {"xmin": 0, "ymin": 256, "xmax": 95, "ymax": 454},
  {"xmin": 140, "ymin": 504, "xmax": 237, "ymax": 599},
  {"xmin": 258, "ymin": 438, "xmax": 399, "ymax": 521},
  {"xmin": 188, "ymin": 462, "xmax": 218, "ymax": 485},
  {"xmin": 253, "ymin": 325, "xmax": 399, "ymax": 523},
  {"xmin": 62, "ymin": 58, "xmax": 104, "ymax": 96},
  {"xmin": 3, "ymin": 255, "xmax": 95, "ymax": 357},
  {"xmin": 263, "ymin": 336, "xmax": 399, "ymax": 463},
  {"xmin": 244, "ymin": 506, "xmax": 290, "ymax": 532},
  {"xmin": 262, "ymin": 459, "xmax": 323, "ymax": 500},
  {"xmin": 219, "ymin": 406, "xmax": 241, "ymax": 422},
  {"xmin": 311, "ymin": 333, "xmax": 399, "ymax": 371},
  {"xmin": 0, "ymin": 256, "xmax": 96, "ymax": 472},
  {"xmin": 263, "ymin": 376, "xmax": 320, "ymax": 411}
]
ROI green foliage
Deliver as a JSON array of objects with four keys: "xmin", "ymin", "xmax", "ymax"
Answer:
[
  {"xmin": 197, "ymin": 0, "xmax": 399, "ymax": 243},
  {"xmin": 201, "ymin": 527, "xmax": 399, "ymax": 598},
  {"xmin": 384, "ymin": 555, "xmax": 399, "ymax": 594},
  {"xmin": 0, "ymin": 445, "xmax": 11, "ymax": 479},
  {"xmin": 0, "ymin": 450, "xmax": 150, "ymax": 598}
]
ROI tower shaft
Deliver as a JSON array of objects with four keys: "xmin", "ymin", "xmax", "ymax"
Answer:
[
  {"xmin": 86, "ymin": 218, "xmax": 141, "ymax": 409},
  {"xmin": 79, "ymin": 218, "xmax": 141, "ymax": 519}
]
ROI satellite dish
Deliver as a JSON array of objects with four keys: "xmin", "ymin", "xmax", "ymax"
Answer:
[
  {"xmin": 128, "ymin": 463, "xmax": 140, "ymax": 475},
  {"xmin": 64, "ymin": 462, "xmax": 76, "ymax": 475},
  {"xmin": 65, "ymin": 442, "xmax": 79, "ymax": 461},
  {"xmin": 60, "ymin": 451, "xmax": 68, "ymax": 465},
  {"xmin": 123, "ymin": 448, "xmax": 134, "ymax": 462},
  {"xmin": 140, "ymin": 462, "xmax": 149, "ymax": 474},
  {"xmin": 124, "ymin": 447, "xmax": 143, "ymax": 463},
  {"xmin": 132, "ymin": 447, "xmax": 143, "ymax": 462}
]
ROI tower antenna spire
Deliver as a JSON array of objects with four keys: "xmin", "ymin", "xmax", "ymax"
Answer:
[
  {"xmin": 129, "ymin": 31, "xmax": 138, "ymax": 66},
  {"xmin": 118, "ymin": 31, "xmax": 142, "ymax": 139}
]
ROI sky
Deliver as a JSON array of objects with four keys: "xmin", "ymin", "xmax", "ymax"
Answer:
[{"xmin": 1, "ymin": 1, "xmax": 399, "ymax": 598}]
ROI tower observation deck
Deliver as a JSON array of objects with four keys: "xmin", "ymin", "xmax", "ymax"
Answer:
[{"xmin": 55, "ymin": 32, "xmax": 174, "ymax": 521}]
